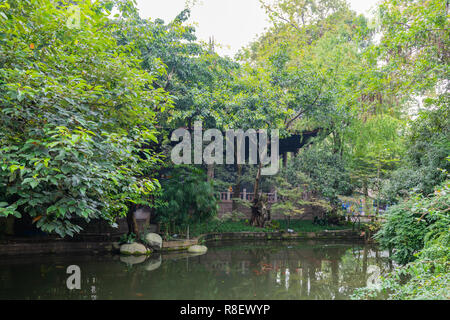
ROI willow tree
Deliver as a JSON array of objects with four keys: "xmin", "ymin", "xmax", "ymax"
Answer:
[{"xmin": 347, "ymin": 114, "xmax": 404, "ymax": 215}]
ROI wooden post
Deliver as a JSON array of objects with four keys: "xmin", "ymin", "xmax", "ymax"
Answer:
[{"xmin": 243, "ymin": 188, "xmax": 247, "ymax": 201}]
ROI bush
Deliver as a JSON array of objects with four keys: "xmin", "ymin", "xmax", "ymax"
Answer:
[
  {"xmin": 155, "ymin": 166, "xmax": 218, "ymax": 235},
  {"xmin": 287, "ymin": 148, "xmax": 354, "ymax": 204},
  {"xmin": 376, "ymin": 180, "xmax": 449, "ymax": 264},
  {"xmin": 0, "ymin": 0, "xmax": 166, "ymax": 237},
  {"xmin": 352, "ymin": 180, "xmax": 450, "ymax": 300}
]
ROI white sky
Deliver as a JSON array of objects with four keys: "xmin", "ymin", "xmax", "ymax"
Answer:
[{"xmin": 135, "ymin": 0, "xmax": 380, "ymax": 57}]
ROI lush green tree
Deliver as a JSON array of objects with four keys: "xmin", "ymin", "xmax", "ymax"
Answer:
[
  {"xmin": 376, "ymin": 0, "xmax": 449, "ymax": 97},
  {"xmin": 288, "ymin": 146, "xmax": 354, "ymax": 205},
  {"xmin": 245, "ymin": 0, "xmax": 375, "ymax": 131},
  {"xmin": 0, "ymin": 0, "xmax": 169, "ymax": 236},
  {"xmin": 116, "ymin": 8, "xmax": 240, "ymax": 131},
  {"xmin": 349, "ymin": 0, "xmax": 449, "ymax": 300},
  {"xmin": 115, "ymin": 8, "xmax": 248, "ymax": 220},
  {"xmin": 155, "ymin": 166, "xmax": 218, "ymax": 237},
  {"xmin": 346, "ymin": 114, "xmax": 404, "ymax": 212},
  {"xmin": 381, "ymin": 106, "xmax": 450, "ymax": 203},
  {"xmin": 239, "ymin": 0, "xmax": 377, "ymax": 222}
]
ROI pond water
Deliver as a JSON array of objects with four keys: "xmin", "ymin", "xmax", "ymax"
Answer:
[{"xmin": 0, "ymin": 240, "xmax": 392, "ymax": 300}]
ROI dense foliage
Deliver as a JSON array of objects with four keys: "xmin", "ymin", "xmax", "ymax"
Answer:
[
  {"xmin": 381, "ymin": 107, "xmax": 450, "ymax": 203},
  {"xmin": 377, "ymin": 178, "xmax": 450, "ymax": 264},
  {"xmin": 287, "ymin": 147, "xmax": 353, "ymax": 204},
  {"xmin": 155, "ymin": 166, "xmax": 218, "ymax": 236},
  {"xmin": 0, "ymin": 0, "xmax": 448, "ymax": 300},
  {"xmin": 0, "ymin": 0, "xmax": 168, "ymax": 236},
  {"xmin": 353, "ymin": 179, "xmax": 449, "ymax": 299}
]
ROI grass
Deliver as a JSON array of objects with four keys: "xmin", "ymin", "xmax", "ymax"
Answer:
[{"xmin": 188, "ymin": 219, "xmax": 351, "ymax": 238}]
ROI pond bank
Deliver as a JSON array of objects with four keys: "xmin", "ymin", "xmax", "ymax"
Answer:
[{"xmin": 0, "ymin": 229, "xmax": 365, "ymax": 256}]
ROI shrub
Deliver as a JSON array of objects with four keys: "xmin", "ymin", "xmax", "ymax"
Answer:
[
  {"xmin": 353, "ymin": 180, "xmax": 450, "ymax": 300},
  {"xmin": 376, "ymin": 180, "xmax": 449, "ymax": 264},
  {"xmin": 155, "ymin": 166, "xmax": 218, "ymax": 235}
]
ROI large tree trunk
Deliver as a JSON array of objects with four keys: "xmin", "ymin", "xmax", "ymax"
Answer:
[
  {"xmin": 126, "ymin": 204, "xmax": 139, "ymax": 239},
  {"xmin": 332, "ymin": 131, "xmax": 340, "ymax": 154},
  {"xmin": 250, "ymin": 163, "xmax": 264, "ymax": 227}
]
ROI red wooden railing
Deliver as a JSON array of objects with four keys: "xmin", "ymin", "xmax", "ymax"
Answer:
[{"xmin": 220, "ymin": 189, "xmax": 278, "ymax": 203}]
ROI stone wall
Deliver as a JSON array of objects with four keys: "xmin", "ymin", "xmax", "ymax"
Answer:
[
  {"xmin": 0, "ymin": 212, "xmax": 154, "ymax": 239},
  {"xmin": 0, "ymin": 240, "xmax": 117, "ymax": 256},
  {"xmin": 0, "ymin": 229, "xmax": 363, "ymax": 255},
  {"xmin": 198, "ymin": 229, "xmax": 363, "ymax": 243}
]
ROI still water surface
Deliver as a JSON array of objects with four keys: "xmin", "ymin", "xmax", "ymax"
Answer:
[{"xmin": 0, "ymin": 240, "xmax": 392, "ymax": 299}]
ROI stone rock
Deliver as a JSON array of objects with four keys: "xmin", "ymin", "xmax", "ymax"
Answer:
[
  {"xmin": 187, "ymin": 245, "xmax": 208, "ymax": 254},
  {"xmin": 120, "ymin": 242, "xmax": 151, "ymax": 255},
  {"xmin": 145, "ymin": 255, "xmax": 162, "ymax": 271},
  {"xmin": 120, "ymin": 255, "xmax": 147, "ymax": 265},
  {"xmin": 144, "ymin": 233, "xmax": 163, "ymax": 250}
]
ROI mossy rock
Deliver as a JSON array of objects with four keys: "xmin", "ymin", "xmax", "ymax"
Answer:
[
  {"xmin": 188, "ymin": 245, "xmax": 208, "ymax": 254},
  {"xmin": 144, "ymin": 233, "xmax": 162, "ymax": 250},
  {"xmin": 120, "ymin": 242, "xmax": 152, "ymax": 256}
]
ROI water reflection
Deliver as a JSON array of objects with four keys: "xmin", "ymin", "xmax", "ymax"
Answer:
[{"xmin": 0, "ymin": 240, "xmax": 392, "ymax": 300}]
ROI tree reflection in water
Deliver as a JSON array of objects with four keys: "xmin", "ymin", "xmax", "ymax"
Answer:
[{"xmin": 0, "ymin": 240, "xmax": 392, "ymax": 299}]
